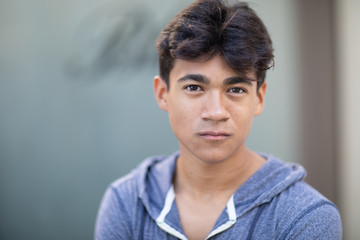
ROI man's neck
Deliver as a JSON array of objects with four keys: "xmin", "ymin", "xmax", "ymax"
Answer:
[
  {"xmin": 172, "ymin": 147, "xmax": 265, "ymax": 240},
  {"xmin": 174, "ymin": 147, "xmax": 265, "ymax": 197}
]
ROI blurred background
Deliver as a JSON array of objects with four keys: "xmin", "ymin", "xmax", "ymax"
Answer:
[{"xmin": 0, "ymin": 0, "xmax": 359, "ymax": 239}]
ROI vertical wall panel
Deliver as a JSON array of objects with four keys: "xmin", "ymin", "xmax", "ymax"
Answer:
[
  {"xmin": 295, "ymin": 0, "xmax": 337, "ymax": 203},
  {"xmin": 335, "ymin": 0, "xmax": 360, "ymax": 239}
]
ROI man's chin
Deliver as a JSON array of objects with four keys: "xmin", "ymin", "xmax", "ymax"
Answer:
[{"xmin": 193, "ymin": 152, "xmax": 233, "ymax": 165}]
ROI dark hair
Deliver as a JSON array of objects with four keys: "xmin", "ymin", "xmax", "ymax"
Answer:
[{"xmin": 156, "ymin": 0, "xmax": 274, "ymax": 91}]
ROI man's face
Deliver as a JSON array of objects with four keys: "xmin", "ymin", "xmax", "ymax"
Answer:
[{"xmin": 154, "ymin": 54, "xmax": 266, "ymax": 164}]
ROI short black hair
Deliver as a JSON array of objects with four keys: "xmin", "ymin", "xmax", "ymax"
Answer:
[{"xmin": 156, "ymin": 0, "xmax": 274, "ymax": 91}]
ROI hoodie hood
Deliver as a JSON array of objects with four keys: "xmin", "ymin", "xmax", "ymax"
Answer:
[
  {"xmin": 135, "ymin": 152, "xmax": 306, "ymax": 223},
  {"xmin": 232, "ymin": 153, "xmax": 306, "ymax": 217}
]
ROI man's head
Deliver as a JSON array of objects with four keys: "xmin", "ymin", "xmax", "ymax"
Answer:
[
  {"xmin": 156, "ymin": 0, "xmax": 274, "ymax": 91},
  {"xmin": 154, "ymin": 0, "xmax": 273, "ymax": 163}
]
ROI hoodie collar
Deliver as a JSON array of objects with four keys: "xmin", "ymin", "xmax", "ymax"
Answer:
[
  {"xmin": 137, "ymin": 152, "xmax": 179, "ymax": 220},
  {"xmin": 232, "ymin": 154, "xmax": 306, "ymax": 216},
  {"xmin": 137, "ymin": 152, "xmax": 306, "ymax": 223}
]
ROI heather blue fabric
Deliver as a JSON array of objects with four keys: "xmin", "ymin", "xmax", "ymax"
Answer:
[{"xmin": 95, "ymin": 152, "xmax": 342, "ymax": 239}]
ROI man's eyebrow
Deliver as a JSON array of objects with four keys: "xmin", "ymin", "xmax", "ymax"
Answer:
[
  {"xmin": 177, "ymin": 74, "xmax": 255, "ymax": 86},
  {"xmin": 223, "ymin": 76, "xmax": 254, "ymax": 86},
  {"xmin": 177, "ymin": 74, "xmax": 210, "ymax": 84}
]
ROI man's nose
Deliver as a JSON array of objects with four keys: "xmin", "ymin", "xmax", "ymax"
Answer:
[{"xmin": 200, "ymin": 91, "xmax": 230, "ymax": 121}]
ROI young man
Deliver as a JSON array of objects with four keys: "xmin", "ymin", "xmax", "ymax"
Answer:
[{"xmin": 95, "ymin": 0, "xmax": 342, "ymax": 239}]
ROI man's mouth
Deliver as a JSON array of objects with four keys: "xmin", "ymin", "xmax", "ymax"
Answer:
[{"xmin": 197, "ymin": 131, "xmax": 231, "ymax": 141}]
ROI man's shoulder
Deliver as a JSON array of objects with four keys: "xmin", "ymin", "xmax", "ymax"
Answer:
[
  {"xmin": 246, "ymin": 154, "xmax": 342, "ymax": 239},
  {"xmin": 276, "ymin": 179, "xmax": 337, "ymax": 214},
  {"xmin": 95, "ymin": 154, "xmax": 173, "ymax": 240},
  {"xmin": 273, "ymin": 180, "xmax": 342, "ymax": 239}
]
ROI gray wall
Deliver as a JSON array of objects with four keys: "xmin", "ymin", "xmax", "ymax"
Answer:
[{"xmin": 0, "ymin": 0, "xmax": 330, "ymax": 239}]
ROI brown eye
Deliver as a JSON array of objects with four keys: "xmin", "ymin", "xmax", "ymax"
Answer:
[
  {"xmin": 185, "ymin": 85, "xmax": 202, "ymax": 92},
  {"xmin": 228, "ymin": 87, "xmax": 246, "ymax": 94}
]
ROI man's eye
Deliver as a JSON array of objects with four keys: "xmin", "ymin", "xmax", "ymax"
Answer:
[
  {"xmin": 228, "ymin": 87, "xmax": 246, "ymax": 94},
  {"xmin": 185, "ymin": 85, "xmax": 202, "ymax": 92}
]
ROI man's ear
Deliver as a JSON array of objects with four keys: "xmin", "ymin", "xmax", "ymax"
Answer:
[
  {"xmin": 154, "ymin": 76, "xmax": 169, "ymax": 112},
  {"xmin": 254, "ymin": 82, "xmax": 267, "ymax": 116}
]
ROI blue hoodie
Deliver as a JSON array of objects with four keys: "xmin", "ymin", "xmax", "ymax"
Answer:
[{"xmin": 95, "ymin": 152, "xmax": 342, "ymax": 239}]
